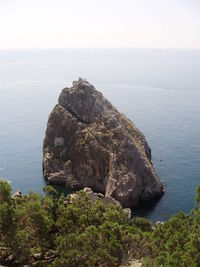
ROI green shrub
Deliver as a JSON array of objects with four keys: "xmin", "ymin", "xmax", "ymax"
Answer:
[{"xmin": 1, "ymin": 179, "xmax": 200, "ymax": 266}]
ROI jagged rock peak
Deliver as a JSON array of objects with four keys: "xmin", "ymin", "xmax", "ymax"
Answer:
[
  {"xmin": 43, "ymin": 79, "xmax": 164, "ymax": 208},
  {"xmin": 58, "ymin": 78, "xmax": 113, "ymax": 123}
]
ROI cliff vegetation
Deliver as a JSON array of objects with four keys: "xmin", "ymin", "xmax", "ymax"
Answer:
[{"xmin": 0, "ymin": 180, "xmax": 200, "ymax": 266}]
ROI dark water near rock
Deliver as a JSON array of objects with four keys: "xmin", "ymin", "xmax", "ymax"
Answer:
[{"xmin": 0, "ymin": 49, "xmax": 200, "ymax": 222}]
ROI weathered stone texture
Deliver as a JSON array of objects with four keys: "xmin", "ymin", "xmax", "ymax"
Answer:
[{"xmin": 43, "ymin": 79, "xmax": 163, "ymax": 207}]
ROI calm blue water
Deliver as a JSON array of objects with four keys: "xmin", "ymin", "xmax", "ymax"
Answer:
[{"xmin": 0, "ymin": 49, "xmax": 200, "ymax": 221}]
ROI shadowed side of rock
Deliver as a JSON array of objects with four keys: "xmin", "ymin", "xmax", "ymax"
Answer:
[{"xmin": 43, "ymin": 78, "xmax": 164, "ymax": 208}]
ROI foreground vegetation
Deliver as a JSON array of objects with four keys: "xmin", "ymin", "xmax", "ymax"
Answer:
[{"xmin": 0, "ymin": 180, "xmax": 200, "ymax": 266}]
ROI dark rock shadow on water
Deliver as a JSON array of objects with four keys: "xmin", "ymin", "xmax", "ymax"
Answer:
[
  {"xmin": 43, "ymin": 177, "xmax": 72, "ymax": 197},
  {"xmin": 132, "ymin": 195, "xmax": 163, "ymax": 219},
  {"xmin": 52, "ymin": 185, "xmax": 72, "ymax": 197}
]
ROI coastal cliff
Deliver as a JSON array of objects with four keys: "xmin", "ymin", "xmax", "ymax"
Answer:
[{"xmin": 43, "ymin": 78, "xmax": 163, "ymax": 207}]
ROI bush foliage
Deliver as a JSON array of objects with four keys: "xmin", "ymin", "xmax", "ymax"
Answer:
[{"xmin": 1, "ymin": 180, "xmax": 200, "ymax": 266}]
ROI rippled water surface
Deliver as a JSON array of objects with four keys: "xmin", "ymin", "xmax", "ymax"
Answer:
[{"xmin": 0, "ymin": 49, "xmax": 200, "ymax": 221}]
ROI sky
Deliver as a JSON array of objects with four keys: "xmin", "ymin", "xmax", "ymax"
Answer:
[{"xmin": 0, "ymin": 0, "xmax": 199, "ymax": 49}]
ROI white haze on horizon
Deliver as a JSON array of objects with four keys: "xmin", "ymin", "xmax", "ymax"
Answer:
[{"xmin": 0, "ymin": 0, "xmax": 199, "ymax": 49}]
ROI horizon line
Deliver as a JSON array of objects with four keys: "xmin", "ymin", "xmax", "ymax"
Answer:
[{"xmin": 0, "ymin": 47, "xmax": 200, "ymax": 51}]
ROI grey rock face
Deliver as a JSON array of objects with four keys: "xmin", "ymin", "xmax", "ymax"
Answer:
[
  {"xmin": 12, "ymin": 189, "xmax": 23, "ymax": 199},
  {"xmin": 82, "ymin": 187, "xmax": 121, "ymax": 206},
  {"xmin": 67, "ymin": 187, "xmax": 131, "ymax": 218},
  {"xmin": 43, "ymin": 78, "xmax": 164, "ymax": 208}
]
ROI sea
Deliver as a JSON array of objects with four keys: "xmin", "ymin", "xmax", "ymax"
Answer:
[{"xmin": 0, "ymin": 48, "xmax": 200, "ymax": 222}]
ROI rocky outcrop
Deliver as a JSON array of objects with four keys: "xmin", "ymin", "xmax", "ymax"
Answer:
[
  {"xmin": 82, "ymin": 187, "xmax": 121, "ymax": 206},
  {"xmin": 43, "ymin": 78, "xmax": 164, "ymax": 208},
  {"xmin": 66, "ymin": 187, "xmax": 132, "ymax": 220},
  {"xmin": 12, "ymin": 189, "xmax": 22, "ymax": 199}
]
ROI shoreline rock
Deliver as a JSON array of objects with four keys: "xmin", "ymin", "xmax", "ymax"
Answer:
[
  {"xmin": 43, "ymin": 78, "xmax": 164, "ymax": 208},
  {"xmin": 67, "ymin": 187, "xmax": 132, "ymax": 220},
  {"xmin": 12, "ymin": 189, "xmax": 22, "ymax": 199}
]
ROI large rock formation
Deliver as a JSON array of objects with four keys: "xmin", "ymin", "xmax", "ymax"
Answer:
[{"xmin": 43, "ymin": 79, "xmax": 164, "ymax": 208}]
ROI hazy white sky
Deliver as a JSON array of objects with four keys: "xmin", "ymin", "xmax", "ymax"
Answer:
[{"xmin": 0, "ymin": 0, "xmax": 199, "ymax": 49}]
